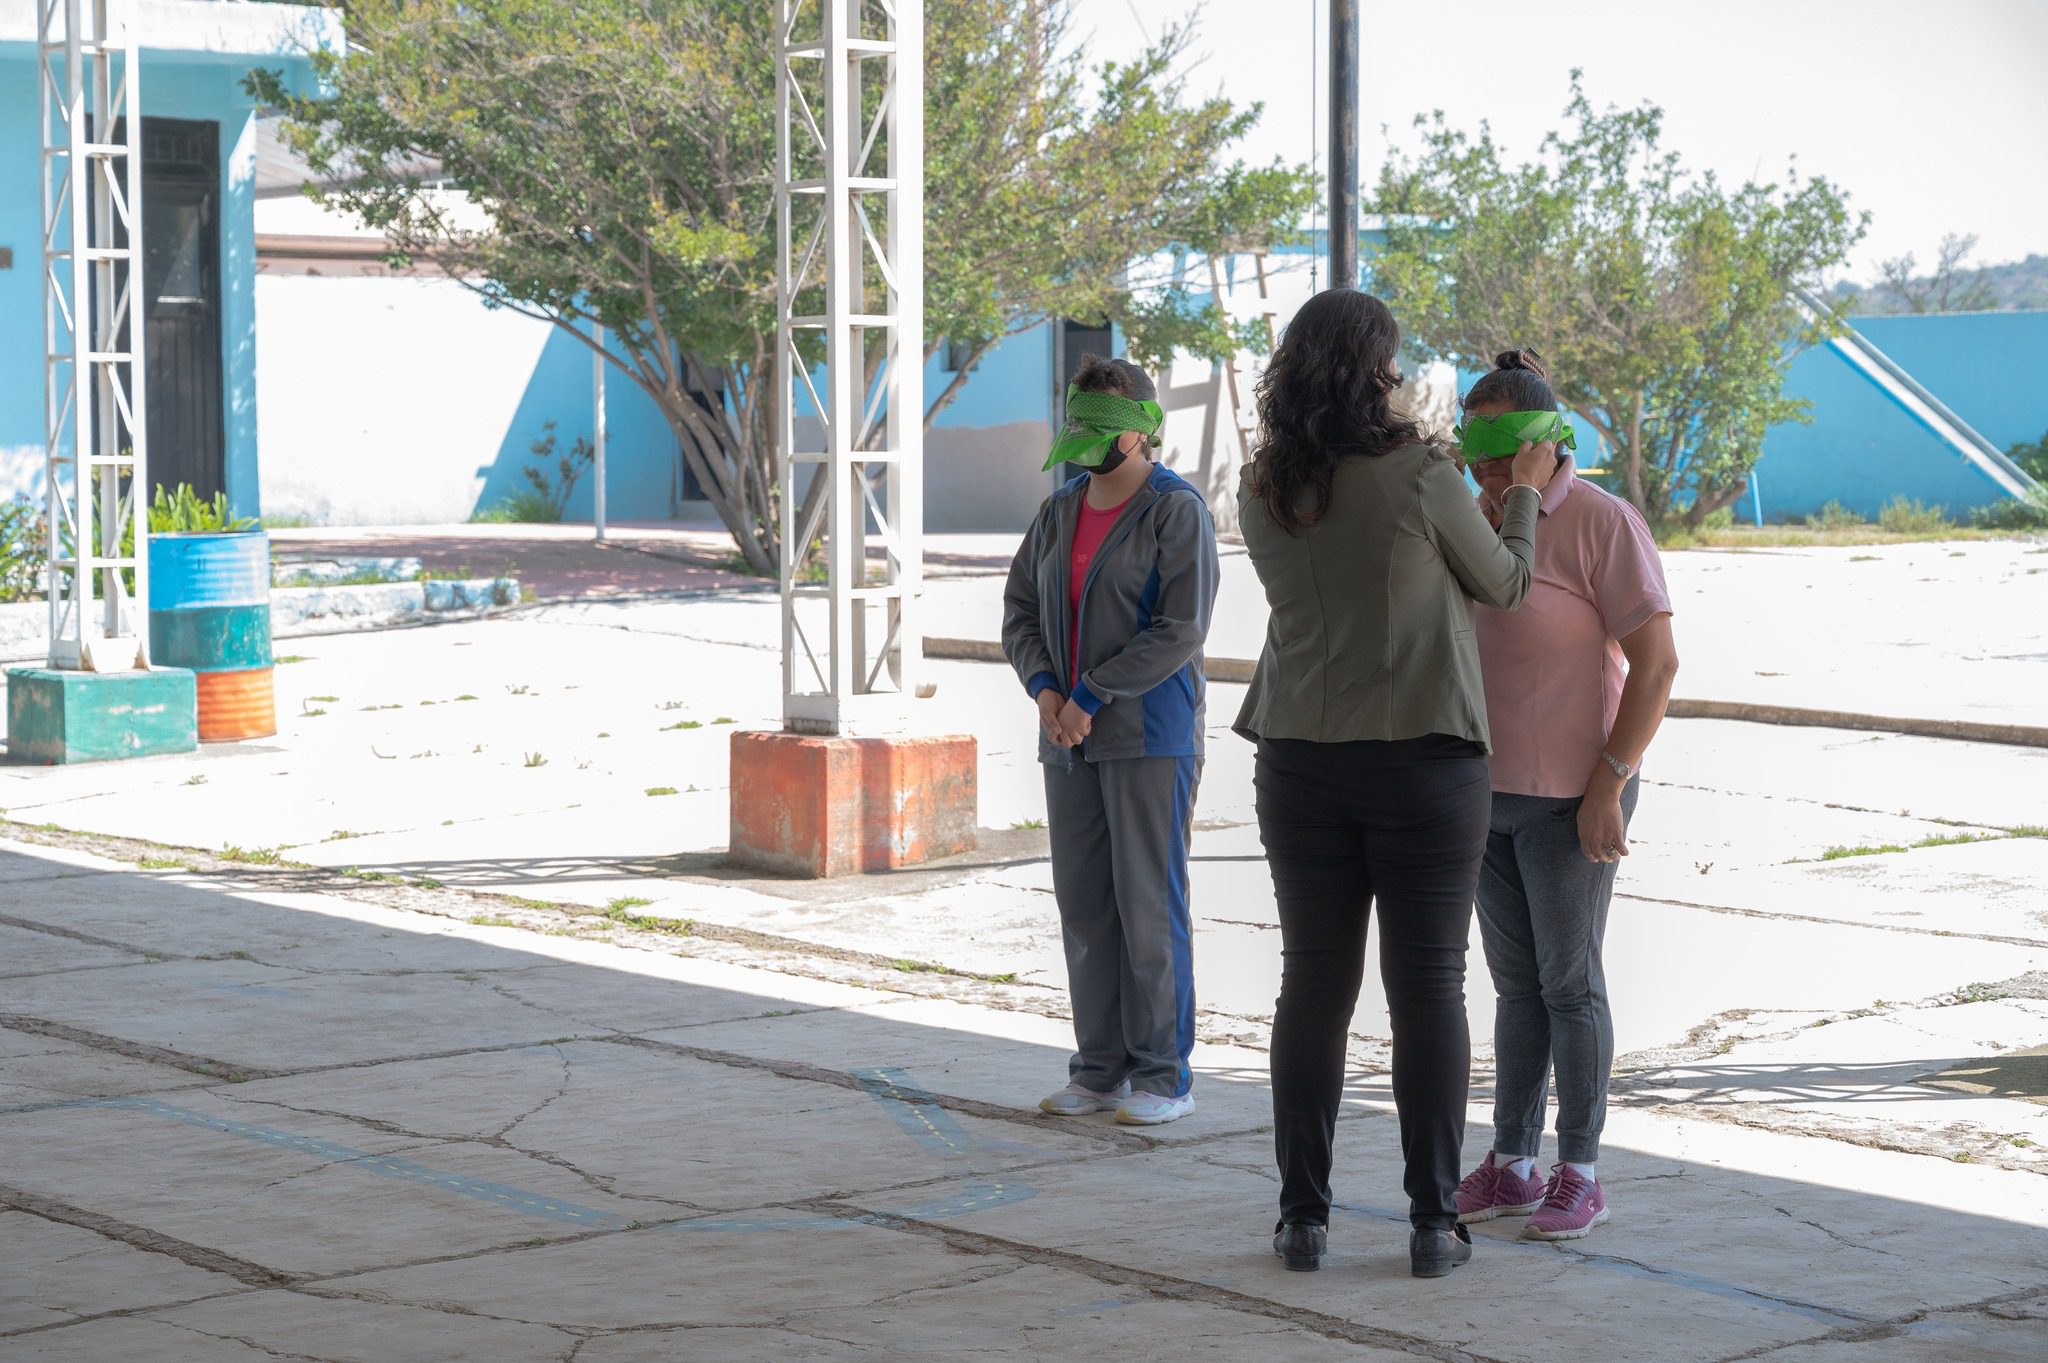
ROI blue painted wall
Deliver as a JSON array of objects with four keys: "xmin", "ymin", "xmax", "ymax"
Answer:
[
  {"xmin": 477, "ymin": 323, "xmax": 681, "ymax": 522},
  {"xmin": 0, "ymin": 41, "xmax": 324, "ymax": 518},
  {"xmin": 1748, "ymin": 311, "xmax": 2048, "ymax": 521}
]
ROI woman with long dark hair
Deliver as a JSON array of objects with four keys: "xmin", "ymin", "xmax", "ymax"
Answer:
[{"xmin": 1235, "ymin": 291, "xmax": 1558, "ymax": 1278}]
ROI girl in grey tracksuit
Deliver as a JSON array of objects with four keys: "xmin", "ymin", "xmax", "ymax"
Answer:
[{"xmin": 1001, "ymin": 356, "xmax": 1219, "ymax": 1126}]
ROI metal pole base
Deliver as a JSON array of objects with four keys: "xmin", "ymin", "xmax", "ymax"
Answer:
[{"xmin": 727, "ymin": 728, "xmax": 977, "ymax": 878}]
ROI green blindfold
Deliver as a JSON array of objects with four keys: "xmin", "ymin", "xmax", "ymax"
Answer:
[
  {"xmin": 1043, "ymin": 385, "xmax": 1165, "ymax": 472},
  {"xmin": 1452, "ymin": 410, "xmax": 1577, "ymax": 461}
]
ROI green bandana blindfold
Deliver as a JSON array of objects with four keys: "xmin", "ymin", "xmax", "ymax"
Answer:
[
  {"xmin": 1452, "ymin": 410, "xmax": 1577, "ymax": 461},
  {"xmin": 1044, "ymin": 385, "xmax": 1165, "ymax": 472}
]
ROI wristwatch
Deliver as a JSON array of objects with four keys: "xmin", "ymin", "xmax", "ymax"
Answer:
[{"xmin": 1599, "ymin": 750, "xmax": 1633, "ymax": 781}]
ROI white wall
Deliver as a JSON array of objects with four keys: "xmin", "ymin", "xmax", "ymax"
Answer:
[{"xmin": 256, "ymin": 274, "xmax": 554, "ymax": 525}]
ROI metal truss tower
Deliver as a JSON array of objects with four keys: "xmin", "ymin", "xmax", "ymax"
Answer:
[
  {"xmin": 39, "ymin": 0, "xmax": 149, "ymax": 673},
  {"xmin": 775, "ymin": 0, "xmax": 924, "ymax": 735}
]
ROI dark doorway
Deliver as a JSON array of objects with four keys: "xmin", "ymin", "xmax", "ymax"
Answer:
[
  {"xmin": 1055, "ymin": 318, "xmax": 1113, "ymax": 416},
  {"xmin": 140, "ymin": 118, "xmax": 225, "ymax": 501}
]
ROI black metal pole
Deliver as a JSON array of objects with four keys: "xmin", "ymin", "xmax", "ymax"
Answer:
[{"xmin": 1328, "ymin": 0, "xmax": 1359, "ymax": 291}]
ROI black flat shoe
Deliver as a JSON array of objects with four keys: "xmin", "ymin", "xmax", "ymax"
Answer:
[
  {"xmin": 1409, "ymin": 1223, "xmax": 1473, "ymax": 1278},
  {"xmin": 1273, "ymin": 1222, "xmax": 1326, "ymax": 1272}
]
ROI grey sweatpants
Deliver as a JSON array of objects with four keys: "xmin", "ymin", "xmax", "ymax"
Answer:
[
  {"xmin": 1042, "ymin": 754, "xmax": 1201, "ymax": 1099},
  {"xmin": 1475, "ymin": 776, "xmax": 1640, "ymax": 1164}
]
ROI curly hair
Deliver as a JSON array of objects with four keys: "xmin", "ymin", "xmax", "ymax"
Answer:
[{"xmin": 1248, "ymin": 290, "xmax": 1422, "ymax": 535}]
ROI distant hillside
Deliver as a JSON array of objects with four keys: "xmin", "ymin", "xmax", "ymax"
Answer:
[{"xmin": 1832, "ymin": 253, "xmax": 2048, "ymax": 315}]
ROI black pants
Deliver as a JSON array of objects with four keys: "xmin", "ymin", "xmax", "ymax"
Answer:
[{"xmin": 1257, "ymin": 734, "xmax": 1491, "ymax": 1231}]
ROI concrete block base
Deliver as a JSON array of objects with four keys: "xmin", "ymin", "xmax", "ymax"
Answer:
[
  {"xmin": 5, "ymin": 666, "xmax": 198, "ymax": 765},
  {"xmin": 729, "ymin": 729, "xmax": 978, "ymax": 878}
]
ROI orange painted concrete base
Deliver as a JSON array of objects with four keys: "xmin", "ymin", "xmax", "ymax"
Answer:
[{"xmin": 728, "ymin": 729, "xmax": 978, "ymax": 878}]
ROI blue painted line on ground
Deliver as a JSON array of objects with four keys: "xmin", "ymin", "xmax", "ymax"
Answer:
[
  {"xmin": 24, "ymin": 1096, "xmax": 630, "ymax": 1230},
  {"xmin": 668, "ymin": 1066, "xmax": 1039, "ymax": 1231}
]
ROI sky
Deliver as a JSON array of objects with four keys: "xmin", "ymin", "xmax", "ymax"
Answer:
[{"xmin": 1081, "ymin": 0, "xmax": 2048, "ymax": 283}]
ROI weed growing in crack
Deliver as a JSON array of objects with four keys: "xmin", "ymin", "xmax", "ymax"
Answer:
[
  {"xmin": 601, "ymin": 903, "xmax": 693, "ymax": 935},
  {"xmin": 608, "ymin": 896, "xmax": 653, "ymax": 912},
  {"xmin": 507, "ymin": 684, "xmax": 532, "ymax": 696},
  {"xmin": 456, "ymin": 694, "xmax": 479, "ymax": 702},
  {"xmin": 343, "ymin": 867, "xmax": 403, "ymax": 884},
  {"xmin": 645, "ymin": 786, "xmax": 679, "ymax": 797},
  {"xmin": 414, "ymin": 877, "xmax": 445, "ymax": 890},
  {"xmin": 1820, "ymin": 843, "xmax": 1907, "ymax": 860},
  {"xmin": 302, "ymin": 708, "xmax": 328, "ymax": 718},
  {"xmin": 506, "ymin": 895, "xmax": 556, "ymax": 911},
  {"xmin": 1009, "ymin": 818, "xmax": 1047, "ymax": 830},
  {"xmin": 713, "ymin": 716, "xmax": 735, "ymax": 725},
  {"xmin": 309, "ymin": 695, "xmax": 339, "ymax": 704},
  {"xmin": 138, "ymin": 856, "xmax": 185, "ymax": 870},
  {"xmin": 328, "ymin": 830, "xmax": 363, "ymax": 841},
  {"xmin": 275, "ymin": 654, "xmax": 309, "ymax": 664},
  {"xmin": 220, "ymin": 845, "xmax": 282, "ymax": 865},
  {"xmin": 184, "ymin": 774, "xmax": 208, "ymax": 787},
  {"xmin": 660, "ymin": 700, "xmax": 686, "ymax": 711},
  {"xmin": 663, "ymin": 719, "xmax": 702, "ymax": 731},
  {"xmin": 469, "ymin": 914, "xmax": 520, "ymax": 928},
  {"xmin": 523, "ymin": 752, "xmax": 548, "ymax": 768}
]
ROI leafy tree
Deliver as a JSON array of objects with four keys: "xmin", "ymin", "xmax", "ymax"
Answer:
[
  {"xmin": 252, "ymin": 0, "xmax": 1307, "ymax": 573},
  {"xmin": 1369, "ymin": 77, "xmax": 1866, "ymax": 526}
]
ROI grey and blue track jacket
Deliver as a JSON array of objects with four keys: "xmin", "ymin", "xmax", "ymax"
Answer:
[{"xmin": 1001, "ymin": 464, "xmax": 1220, "ymax": 765}]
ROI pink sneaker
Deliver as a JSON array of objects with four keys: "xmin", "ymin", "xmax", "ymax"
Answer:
[
  {"xmin": 1524, "ymin": 1165, "xmax": 1609, "ymax": 1240},
  {"xmin": 1456, "ymin": 1152, "xmax": 1549, "ymax": 1224}
]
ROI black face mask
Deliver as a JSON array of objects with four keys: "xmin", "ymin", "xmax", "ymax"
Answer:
[{"xmin": 1088, "ymin": 444, "xmax": 1129, "ymax": 477}]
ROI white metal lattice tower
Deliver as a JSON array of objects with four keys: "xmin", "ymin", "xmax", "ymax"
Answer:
[
  {"xmin": 775, "ymin": 0, "xmax": 923, "ymax": 735},
  {"xmin": 39, "ymin": 0, "xmax": 149, "ymax": 673}
]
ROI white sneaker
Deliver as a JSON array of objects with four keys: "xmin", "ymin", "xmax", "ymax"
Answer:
[
  {"xmin": 1039, "ymin": 1080, "xmax": 1131, "ymax": 1116},
  {"xmin": 1114, "ymin": 1090, "xmax": 1195, "ymax": 1126}
]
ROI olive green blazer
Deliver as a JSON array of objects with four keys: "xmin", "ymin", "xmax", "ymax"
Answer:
[{"xmin": 1232, "ymin": 442, "xmax": 1539, "ymax": 752}]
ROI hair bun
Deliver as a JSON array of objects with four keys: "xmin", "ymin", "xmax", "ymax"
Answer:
[{"xmin": 1493, "ymin": 348, "xmax": 1547, "ymax": 380}]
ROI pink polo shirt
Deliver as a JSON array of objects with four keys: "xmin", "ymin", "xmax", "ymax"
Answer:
[{"xmin": 1474, "ymin": 458, "xmax": 1672, "ymax": 798}]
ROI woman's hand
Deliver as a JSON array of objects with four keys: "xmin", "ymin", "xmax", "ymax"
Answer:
[
  {"xmin": 1037, "ymin": 689, "xmax": 1072, "ymax": 746},
  {"xmin": 1510, "ymin": 440, "xmax": 1561, "ymax": 493},
  {"xmin": 1057, "ymin": 697, "xmax": 1094, "ymax": 746},
  {"xmin": 1577, "ymin": 791, "xmax": 1629, "ymax": 864}
]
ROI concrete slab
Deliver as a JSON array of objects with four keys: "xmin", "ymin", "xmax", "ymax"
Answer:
[
  {"xmin": 0, "ymin": 1211, "xmax": 245, "ymax": 1335},
  {"xmin": 1, "ymin": 1094, "xmax": 664, "ymax": 1277},
  {"xmin": 0, "ymin": 922, "xmax": 143, "ymax": 977},
  {"xmin": 0, "ymin": 1032, "xmax": 206, "ymax": 1105},
  {"xmin": 143, "ymin": 1291, "xmax": 573, "ymax": 1363}
]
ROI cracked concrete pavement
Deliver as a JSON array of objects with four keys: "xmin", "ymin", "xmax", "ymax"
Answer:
[{"xmin": 3, "ymin": 537, "xmax": 2047, "ymax": 1358}]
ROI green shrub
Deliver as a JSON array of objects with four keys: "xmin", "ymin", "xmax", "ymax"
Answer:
[
  {"xmin": 1877, "ymin": 496, "xmax": 1953, "ymax": 535},
  {"xmin": 2007, "ymin": 430, "xmax": 2048, "ymax": 483},
  {"xmin": 0, "ymin": 496, "xmax": 48, "ymax": 603},
  {"xmin": 151, "ymin": 484, "xmax": 256, "ymax": 534},
  {"xmin": 471, "ymin": 488, "xmax": 561, "ymax": 524},
  {"xmin": 1807, "ymin": 500, "xmax": 1866, "ymax": 530},
  {"xmin": 1699, "ymin": 506, "xmax": 1736, "ymax": 530},
  {"xmin": 1971, "ymin": 488, "xmax": 2048, "ymax": 532}
]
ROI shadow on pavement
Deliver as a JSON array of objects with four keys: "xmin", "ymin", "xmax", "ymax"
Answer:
[{"xmin": 3, "ymin": 841, "xmax": 2044, "ymax": 1361}]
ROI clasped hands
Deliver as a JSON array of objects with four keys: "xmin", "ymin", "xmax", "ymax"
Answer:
[{"xmin": 1036, "ymin": 689, "xmax": 1093, "ymax": 748}]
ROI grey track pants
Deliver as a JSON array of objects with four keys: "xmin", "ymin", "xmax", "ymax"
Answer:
[
  {"xmin": 1042, "ymin": 754, "xmax": 1201, "ymax": 1099},
  {"xmin": 1475, "ymin": 776, "xmax": 1640, "ymax": 1165}
]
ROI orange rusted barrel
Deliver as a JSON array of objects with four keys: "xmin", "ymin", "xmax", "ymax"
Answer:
[{"xmin": 193, "ymin": 668, "xmax": 278, "ymax": 741}]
